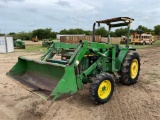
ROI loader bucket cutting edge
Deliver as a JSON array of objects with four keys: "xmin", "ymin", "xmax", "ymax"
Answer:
[{"xmin": 6, "ymin": 56, "xmax": 78, "ymax": 100}]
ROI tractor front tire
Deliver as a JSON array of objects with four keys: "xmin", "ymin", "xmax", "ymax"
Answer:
[
  {"xmin": 89, "ymin": 73, "xmax": 114, "ymax": 104},
  {"xmin": 120, "ymin": 51, "xmax": 140, "ymax": 85}
]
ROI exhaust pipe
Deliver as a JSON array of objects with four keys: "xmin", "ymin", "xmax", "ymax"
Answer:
[{"xmin": 92, "ymin": 22, "xmax": 96, "ymax": 42}]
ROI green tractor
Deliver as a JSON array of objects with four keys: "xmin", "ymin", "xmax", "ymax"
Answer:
[
  {"xmin": 7, "ymin": 17, "xmax": 140, "ymax": 104},
  {"xmin": 14, "ymin": 39, "xmax": 25, "ymax": 49},
  {"xmin": 42, "ymin": 39, "xmax": 56, "ymax": 47}
]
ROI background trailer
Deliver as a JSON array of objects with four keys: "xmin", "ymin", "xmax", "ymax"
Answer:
[{"xmin": 0, "ymin": 36, "xmax": 14, "ymax": 53}]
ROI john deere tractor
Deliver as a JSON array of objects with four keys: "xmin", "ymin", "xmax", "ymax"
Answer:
[
  {"xmin": 7, "ymin": 17, "xmax": 140, "ymax": 104},
  {"xmin": 14, "ymin": 39, "xmax": 25, "ymax": 49}
]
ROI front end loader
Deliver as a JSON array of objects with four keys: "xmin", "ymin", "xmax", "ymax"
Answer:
[{"xmin": 7, "ymin": 17, "xmax": 140, "ymax": 104}]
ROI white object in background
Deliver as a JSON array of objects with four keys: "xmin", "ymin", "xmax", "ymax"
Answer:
[{"xmin": 0, "ymin": 36, "xmax": 14, "ymax": 53}]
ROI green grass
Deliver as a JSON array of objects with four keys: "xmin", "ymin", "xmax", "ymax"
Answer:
[
  {"xmin": 154, "ymin": 39, "xmax": 160, "ymax": 44},
  {"xmin": 25, "ymin": 45, "xmax": 47, "ymax": 52}
]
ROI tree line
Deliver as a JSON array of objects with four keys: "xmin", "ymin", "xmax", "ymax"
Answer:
[{"xmin": 1, "ymin": 25, "xmax": 160, "ymax": 40}]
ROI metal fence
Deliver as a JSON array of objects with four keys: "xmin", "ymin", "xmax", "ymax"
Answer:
[{"xmin": 60, "ymin": 35, "xmax": 101, "ymax": 44}]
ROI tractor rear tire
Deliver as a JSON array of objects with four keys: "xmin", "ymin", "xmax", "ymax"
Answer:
[
  {"xmin": 120, "ymin": 51, "xmax": 140, "ymax": 85},
  {"xmin": 89, "ymin": 73, "xmax": 114, "ymax": 104}
]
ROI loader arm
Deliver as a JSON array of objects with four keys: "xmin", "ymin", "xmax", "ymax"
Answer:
[
  {"xmin": 69, "ymin": 41, "xmax": 111, "ymax": 66},
  {"xmin": 41, "ymin": 42, "xmax": 78, "ymax": 61}
]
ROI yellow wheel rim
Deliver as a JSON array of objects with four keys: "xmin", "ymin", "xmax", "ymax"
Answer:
[
  {"xmin": 130, "ymin": 59, "xmax": 138, "ymax": 79},
  {"xmin": 98, "ymin": 80, "xmax": 111, "ymax": 99}
]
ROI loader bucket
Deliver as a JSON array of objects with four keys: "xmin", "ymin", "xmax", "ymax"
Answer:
[{"xmin": 6, "ymin": 56, "xmax": 77, "ymax": 100}]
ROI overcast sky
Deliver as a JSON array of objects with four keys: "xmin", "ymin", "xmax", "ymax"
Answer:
[{"xmin": 0, "ymin": 0, "xmax": 160, "ymax": 33}]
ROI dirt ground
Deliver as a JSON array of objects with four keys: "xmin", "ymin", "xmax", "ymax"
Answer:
[{"xmin": 0, "ymin": 42, "xmax": 160, "ymax": 120}]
